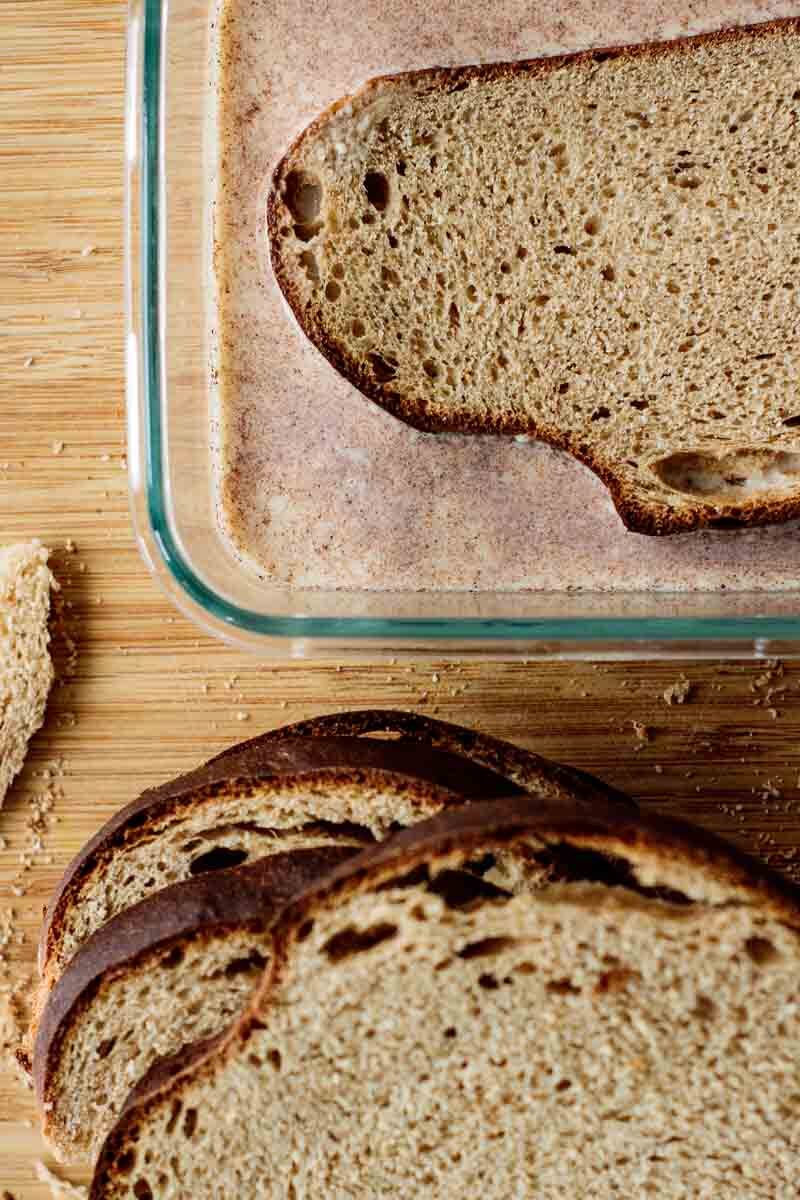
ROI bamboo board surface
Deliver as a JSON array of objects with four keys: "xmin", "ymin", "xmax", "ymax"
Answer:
[{"xmin": 3, "ymin": 3, "xmax": 800, "ymax": 1195}]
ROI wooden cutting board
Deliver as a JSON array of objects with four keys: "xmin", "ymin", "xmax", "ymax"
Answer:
[{"xmin": 3, "ymin": 3, "xmax": 800, "ymax": 1195}]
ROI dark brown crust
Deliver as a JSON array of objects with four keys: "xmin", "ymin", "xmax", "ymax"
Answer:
[
  {"xmin": 33, "ymin": 846, "xmax": 356, "ymax": 1111},
  {"xmin": 39, "ymin": 729, "xmax": 524, "ymax": 978},
  {"xmin": 210, "ymin": 709, "xmax": 636, "ymax": 812},
  {"xmin": 93, "ymin": 793, "xmax": 800, "ymax": 1191},
  {"xmin": 267, "ymin": 17, "xmax": 800, "ymax": 537}
]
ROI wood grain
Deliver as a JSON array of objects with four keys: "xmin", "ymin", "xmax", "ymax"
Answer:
[{"xmin": 3, "ymin": 3, "xmax": 800, "ymax": 1195}]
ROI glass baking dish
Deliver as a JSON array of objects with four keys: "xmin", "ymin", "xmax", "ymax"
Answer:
[{"xmin": 125, "ymin": 0, "xmax": 800, "ymax": 658}]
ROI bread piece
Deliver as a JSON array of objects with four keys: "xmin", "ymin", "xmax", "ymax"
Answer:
[
  {"xmin": 36, "ymin": 734, "xmax": 516, "ymax": 991},
  {"xmin": 34, "ymin": 845, "xmax": 355, "ymax": 1163},
  {"xmin": 268, "ymin": 18, "xmax": 800, "ymax": 535},
  {"xmin": 92, "ymin": 796, "xmax": 800, "ymax": 1199},
  {"xmin": 0, "ymin": 541, "xmax": 55, "ymax": 807},
  {"xmin": 40, "ymin": 712, "xmax": 625, "ymax": 987}
]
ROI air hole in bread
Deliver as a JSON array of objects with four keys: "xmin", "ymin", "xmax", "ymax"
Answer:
[
  {"xmin": 224, "ymin": 949, "xmax": 268, "ymax": 978},
  {"xmin": 693, "ymin": 994, "xmax": 716, "ymax": 1021},
  {"xmin": 449, "ymin": 302, "xmax": 460, "ymax": 330},
  {"xmin": 189, "ymin": 846, "xmax": 249, "ymax": 875},
  {"xmin": 744, "ymin": 935, "xmax": 782, "ymax": 966},
  {"xmin": 423, "ymin": 359, "xmax": 439, "ymax": 380},
  {"xmin": 322, "ymin": 921, "xmax": 398, "ymax": 962},
  {"xmin": 161, "ymin": 946, "xmax": 185, "ymax": 969},
  {"xmin": 651, "ymin": 449, "xmax": 800, "ymax": 498},
  {"xmin": 782, "ymin": 414, "xmax": 800, "ymax": 427},
  {"xmin": 165, "ymin": 1100, "xmax": 183, "ymax": 1135},
  {"xmin": 183, "ymin": 1108, "xmax": 198, "ymax": 1139},
  {"xmin": 458, "ymin": 936, "xmax": 519, "ymax": 960},
  {"xmin": 133, "ymin": 1182, "xmax": 153, "ymax": 1200},
  {"xmin": 530, "ymin": 843, "xmax": 694, "ymax": 906},
  {"xmin": 299, "ymin": 249, "xmax": 320, "ymax": 285},
  {"xmin": 268, "ymin": 1049, "xmax": 282, "ymax": 1071},
  {"xmin": 591, "ymin": 406, "xmax": 611, "ymax": 421},
  {"xmin": 97, "ymin": 1036, "xmax": 117, "ymax": 1059},
  {"xmin": 427, "ymin": 869, "xmax": 511, "ymax": 910},
  {"xmin": 466, "ymin": 284, "xmax": 478, "ymax": 302},
  {"xmin": 595, "ymin": 966, "xmax": 639, "ymax": 994},
  {"xmin": 364, "ymin": 171, "xmax": 390, "ymax": 212},
  {"xmin": 546, "ymin": 977, "xmax": 580, "ymax": 996},
  {"xmin": 478, "ymin": 972, "xmax": 500, "ymax": 990},
  {"xmin": 601, "ymin": 264, "xmax": 616, "ymax": 282},
  {"xmin": 584, "ymin": 216, "xmax": 601, "ymax": 236},
  {"xmin": 351, "ymin": 318, "xmax": 366, "ymax": 338},
  {"xmin": 283, "ymin": 170, "xmax": 322, "ymax": 224},
  {"xmin": 293, "ymin": 221, "xmax": 322, "ymax": 243},
  {"xmin": 325, "ymin": 280, "xmax": 341, "ymax": 302},
  {"xmin": 368, "ymin": 352, "xmax": 398, "ymax": 383},
  {"xmin": 116, "ymin": 1150, "xmax": 135, "ymax": 1173},
  {"xmin": 443, "ymin": 1026, "xmax": 457, "ymax": 1038}
]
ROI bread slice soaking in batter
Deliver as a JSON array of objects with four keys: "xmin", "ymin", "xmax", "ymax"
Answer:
[{"xmin": 268, "ymin": 19, "xmax": 800, "ymax": 534}]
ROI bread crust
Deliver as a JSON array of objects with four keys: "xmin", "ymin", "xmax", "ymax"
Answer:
[
  {"xmin": 267, "ymin": 17, "xmax": 800, "ymax": 536},
  {"xmin": 38, "ymin": 729, "xmax": 524, "ymax": 980},
  {"xmin": 41, "ymin": 712, "xmax": 632, "ymax": 983},
  {"xmin": 92, "ymin": 793, "xmax": 800, "ymax": 1194},
  {"xmin": 33, "ymin": 846, "xmax": 355, "ymax": 1128}
]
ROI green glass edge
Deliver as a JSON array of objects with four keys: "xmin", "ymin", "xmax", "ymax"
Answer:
[{"xmin": 141, "ymin": 0, "xmax": 800, "ymax": 644}]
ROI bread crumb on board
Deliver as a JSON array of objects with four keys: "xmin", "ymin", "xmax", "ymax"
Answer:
[
  {"xmin": 663, "ymin": 676, "xmax": 692, "ymax": 706},
  {"xmin": 34, "ymin": 1162, "xmax": 88, "ymax": 1200}
]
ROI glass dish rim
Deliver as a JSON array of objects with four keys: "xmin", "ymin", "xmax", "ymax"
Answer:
[{"xmin": 127, "ymin": 0, "xmax": 800, "ymax": 654}]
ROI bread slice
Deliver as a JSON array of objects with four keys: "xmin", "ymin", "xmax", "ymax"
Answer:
[
  {"xmin": 33, "ymin": 845, "xmax": 355, "ymax": 1163},
  {"xmin": 91, "ymin": 795, "xmax": 800, "ymax": 1198},
  {"xmin": 0, "ymin": 541, "xmax": 55, "ymax": 807},
  {"xmin": 39, "ymin": 712, "xmax": 626, "ymax": 988},
  {"xmin": 268, "ymin": 18, "xmax": 800, "ymax": 535}
]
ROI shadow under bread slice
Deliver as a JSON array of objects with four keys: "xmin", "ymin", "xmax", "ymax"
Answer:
[
  {"xmin": 34, "ymin": 845, "xmax": 356, "ymax": 1163},
  {"xmin": 92, "ymin": 794, "xmax": 800, "ymax": 1199}
]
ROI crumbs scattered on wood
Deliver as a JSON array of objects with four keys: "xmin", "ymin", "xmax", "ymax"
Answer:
[
  {"xmin": 631, "ymin": 721, "xmax": 651, "ymax": 746},
  {"xmin": 52, "ymin": 441, "xmax": 64, "ymax": 455},
  {"xmin": 663, "ymin": 676, "xmax": 692, "ymax": 705}
]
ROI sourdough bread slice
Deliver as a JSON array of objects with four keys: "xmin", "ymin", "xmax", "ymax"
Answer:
[
  {"xmin": 92, "ymin": 796, "xmax": 800, "ymax": 1199},
  {"xmin": 0, "ymin": 541, "xmax": 55, "ymax": 807},
  {"xmin": 34, "ymin": 845, "xmax": 355, "ymax": 1163},
  {"xmin": 268, "ymin": 18, "xmax": 800, "ymax": 535}
]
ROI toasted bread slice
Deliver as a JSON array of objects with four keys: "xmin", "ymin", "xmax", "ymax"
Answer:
[
  {"xmin": 91, "ymin": 795, "xmax": 800, "ymax": 1198},
  {"xmin": 268, "ymin": 18, "xmax": 800, "ymax": 534}
]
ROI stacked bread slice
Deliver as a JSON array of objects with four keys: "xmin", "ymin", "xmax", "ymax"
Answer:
[
  {"xmin": 90, "ymin": 794, "xmax": 800, "ymax": 1199},
  {"xmin": 32, "ymin": 711, "xmax": 629, "ymax": 1163}
]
